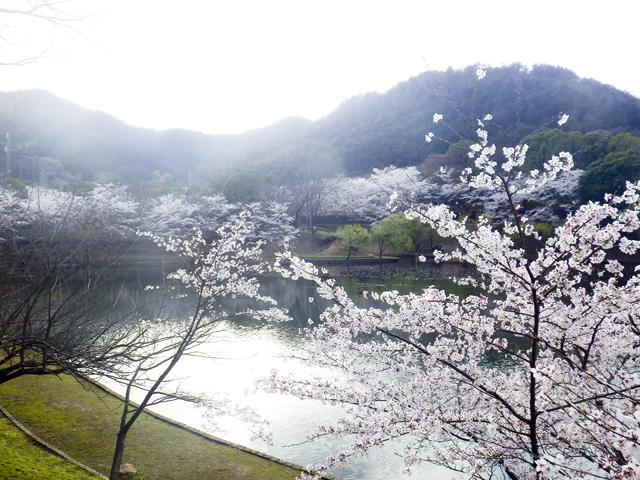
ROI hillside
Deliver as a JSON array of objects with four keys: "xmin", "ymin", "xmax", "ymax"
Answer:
[
  {"xmin": 0, "ymin": 90, "xmax": 228, "ymax": 184},
  {"xmin": 310, "ymin": 64, "xmax": 640, "ymax": 174},
  {"xmin": 1, "ymin": 64, "xmax": 639, "ymax": 185}
]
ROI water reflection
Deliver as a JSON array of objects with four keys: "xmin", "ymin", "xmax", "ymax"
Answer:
[{"xmin": 102, "ymin": 269, "xmax": 463, "ymax": 480}]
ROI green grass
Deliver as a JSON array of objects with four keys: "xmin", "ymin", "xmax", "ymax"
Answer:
[
  {"xmin": 0, "ymin": 375, "xmax": 304, "ymax": 480},
  {"xmin": 0, "ymin": 413, "xmax": 98, "ymax": 480}
]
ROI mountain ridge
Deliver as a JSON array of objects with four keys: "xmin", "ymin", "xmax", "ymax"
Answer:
[{"xmin": 1, "ymin": 64, "xmax": 639, "ymax": 185}]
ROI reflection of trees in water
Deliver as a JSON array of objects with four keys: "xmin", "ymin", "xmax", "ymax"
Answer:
[
  {"xmin": 108, "ymin": 272, "xmax": 521, "ymax": 371},
  {"xmin": 114, "ymin": 271, "xmax": 480, "ymax": 328}
]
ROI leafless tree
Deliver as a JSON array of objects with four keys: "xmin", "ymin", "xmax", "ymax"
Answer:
[
  {"xmin": 0, "ymin": 0, "xmax": 90, "ymax": 66},
  {"xmin": 0, "ymin": 184, "xmax": 150, "ymax": 385}
]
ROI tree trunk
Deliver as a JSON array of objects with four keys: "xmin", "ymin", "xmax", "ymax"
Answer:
[{"xmin": 109, "ymin": 430, "xmax": 127, "ymax": 480}]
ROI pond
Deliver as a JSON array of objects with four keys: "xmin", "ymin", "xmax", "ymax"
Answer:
[{"xmin": 101, "ymin": 268, "xmax": 475, "ymax": 480}]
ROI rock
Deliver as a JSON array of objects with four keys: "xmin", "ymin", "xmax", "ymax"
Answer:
[{"xmin": 118, "ymin": 463, "xmax": 137, "ymax": 479}]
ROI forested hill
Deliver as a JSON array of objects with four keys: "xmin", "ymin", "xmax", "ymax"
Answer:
[
  {"xmin": 311, "ymin": 65, "xmax": 640, "ymax": 174},
  {"xmin": 2, "ymin": 64, "xmax": 640, "ymax": 184}
]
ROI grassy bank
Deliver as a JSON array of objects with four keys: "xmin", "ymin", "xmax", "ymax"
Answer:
[
  {"xmin": 0, "ymin": 375, "xmax": 305, "ymax": 480},
  {"xmin": 0, "ymin": 411, "xmax": 99, "ymax": 480}
]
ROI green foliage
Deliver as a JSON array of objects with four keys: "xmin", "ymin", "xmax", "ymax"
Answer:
[
  {"xmin": 370, "ymin": 214, "xmax": 439, "ymax": 254},
  {"xmin": 1, "ymin": 177, "xmax": 27, "ymax": 198},
  {"xmin": 335, "ymin": 224, "xmax": 369, "ymax": 259},
  {"xmin": 219, "ymin": 168, "xmax": 267, "ymax": 203},
  {"xmin": 579, "ymin": 130, "xmax": 612, "ymax": 167},
  {"xmin": 369, "ymin": 221, "xmax": 396, "ymax": 258},
  {"xmin": 403, "ymin": 217, "xmax": 435, "ymax": 252},
  {"xmin": 524, "ymin": 130, "xmax": 587, "ymax": 170},
  {"xmin": 522, "ymin": 129, "xmax": 610, "ymax": 171},
  {"xmin": 383, "ymin": 213, "xmax": 437, "ymax": 253},
  {"xmin": 310, "ymin": 228, "xmax": 338, "ymax": 246},
  {"xmin": 370, "ymin": 214, "xmax": 407, "ymax": 255},
  {"xmin": 578, "ymin": 150, "xmax": 640, "ymax": 203},
  {"xmin": 533, "ymin": 222, "xmax": 555, "ymax": 239},
  {"xmin": 145, "ymin": 171, "xmax": 181, "ymax": 198},
  {"xmin": 606, "ymin": 133, "xmax": 640, "ymax": 155},
  {"xmin": 49, "ymin": 175, "xmax": 94, "ymax": 196}
]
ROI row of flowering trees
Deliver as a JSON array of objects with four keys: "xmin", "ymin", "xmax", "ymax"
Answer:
[
  {"xmin": 0, "ymin": 182, "xmax": 297, "ymax": 242},
  {"xmin": 275, "ymin": 164, "xmax": 580, "ymax": 227}
]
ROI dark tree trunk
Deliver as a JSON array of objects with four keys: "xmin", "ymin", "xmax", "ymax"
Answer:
[{"xmin": 109, "ymin": 430, "xmax": 127, "ymax": 480}]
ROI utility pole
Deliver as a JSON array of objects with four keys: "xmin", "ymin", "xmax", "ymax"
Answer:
[{"xmin": 4, "ymin": 133, "xmax": 12, "ymax": 177}]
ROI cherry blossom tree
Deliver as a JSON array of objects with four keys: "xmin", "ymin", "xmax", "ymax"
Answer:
[
  {"xmin": 140, "ymin": 193, "xmax": 237, "ymax": 238},
  {"xmin": 81, "ymin": 183, "xmax": 139, "ymax": 235},
  {"xmin": 140, "ymin": 193, "xmax": 198, "ymax": 237},
  {"xmin": 0, "ymin": 183, "xmax": 23, "ymax": 236},
  {"xmin": 326, "ymin": 166, "xmax": 436, "ymax": 222},
  {"xmin": 429, "ymin": 157, "xmax": 582, "ymax": 226},
  {"xmin": 520, "ymin": 169, "xmax": 582, "ymax": 223},
  {"xmin": 140, "ymin": 193, "xmax": 297, "ymax": 248},
  {"xmin": 323, "ymin": 174, "xmax": 372, "ymax": 219},
  {"xmin": 191, "ymin": 194, "xmax": 235, "ymax": 233},
  {"xmin": 244, "ymin": 201, "xmax": 298, "ymax": 247},
  {"xmin": 270, "ymin": 116, "xmax": 640, "ymax": 479},
  {"xmin": 108, "ymin": 213, "xmax": 290, "ymax": 480}
]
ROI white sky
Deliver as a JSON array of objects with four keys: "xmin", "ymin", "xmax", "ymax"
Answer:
[{"xmin": 1, "ymin": 0, "xmax": 639, "ymax": 135}]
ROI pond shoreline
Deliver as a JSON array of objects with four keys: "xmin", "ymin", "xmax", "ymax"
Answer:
[
  {"xmin": 303, "ymin": 255, "xmax": 475, "ymax": 282},
  {"xmin": 88, "ymin": 377, "xmax": 338, "ymax": 480},
  {"xmin": 0, "ymin": 373, "xmax": 336, "ymax": 480}
]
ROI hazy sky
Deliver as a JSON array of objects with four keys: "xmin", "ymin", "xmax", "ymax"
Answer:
[{"xmin": 1, "ymin": 0, "xmax": 638, "ymax": 135}]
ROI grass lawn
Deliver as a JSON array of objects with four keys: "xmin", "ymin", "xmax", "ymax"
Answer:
[
  {"xmin": 0, "ymin": 375, "xmax": 305, "ymax": 480},
  {"xmin": 0, "ymin": 412, "xmax": 99, "ymax": 480}
]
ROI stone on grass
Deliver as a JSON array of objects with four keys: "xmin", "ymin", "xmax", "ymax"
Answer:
[{"xmin": 118, "ymin": 463, "xmax": 137, "ymax": 479}]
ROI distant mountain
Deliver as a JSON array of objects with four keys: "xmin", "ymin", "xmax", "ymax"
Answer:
[
  {"xmin": 309, "ymin": 64, "xmax": 640, "ymax": 174},
  {"xmin": 0, "ymin": 90, "xmax": 227, "ymax": 183},
  {"xmin": 1, "ymin": 64, "xmax": 639, "ymax": 184}
]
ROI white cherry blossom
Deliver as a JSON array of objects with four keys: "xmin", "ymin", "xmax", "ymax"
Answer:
[{"xmin": 270, "ymin": 126, "xmax": 640, "ymax": 480}]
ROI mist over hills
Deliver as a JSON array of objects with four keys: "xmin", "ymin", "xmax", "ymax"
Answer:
[{"xmin": 1, "ymin": 64, "xmax": 639, "ymax": 187}]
